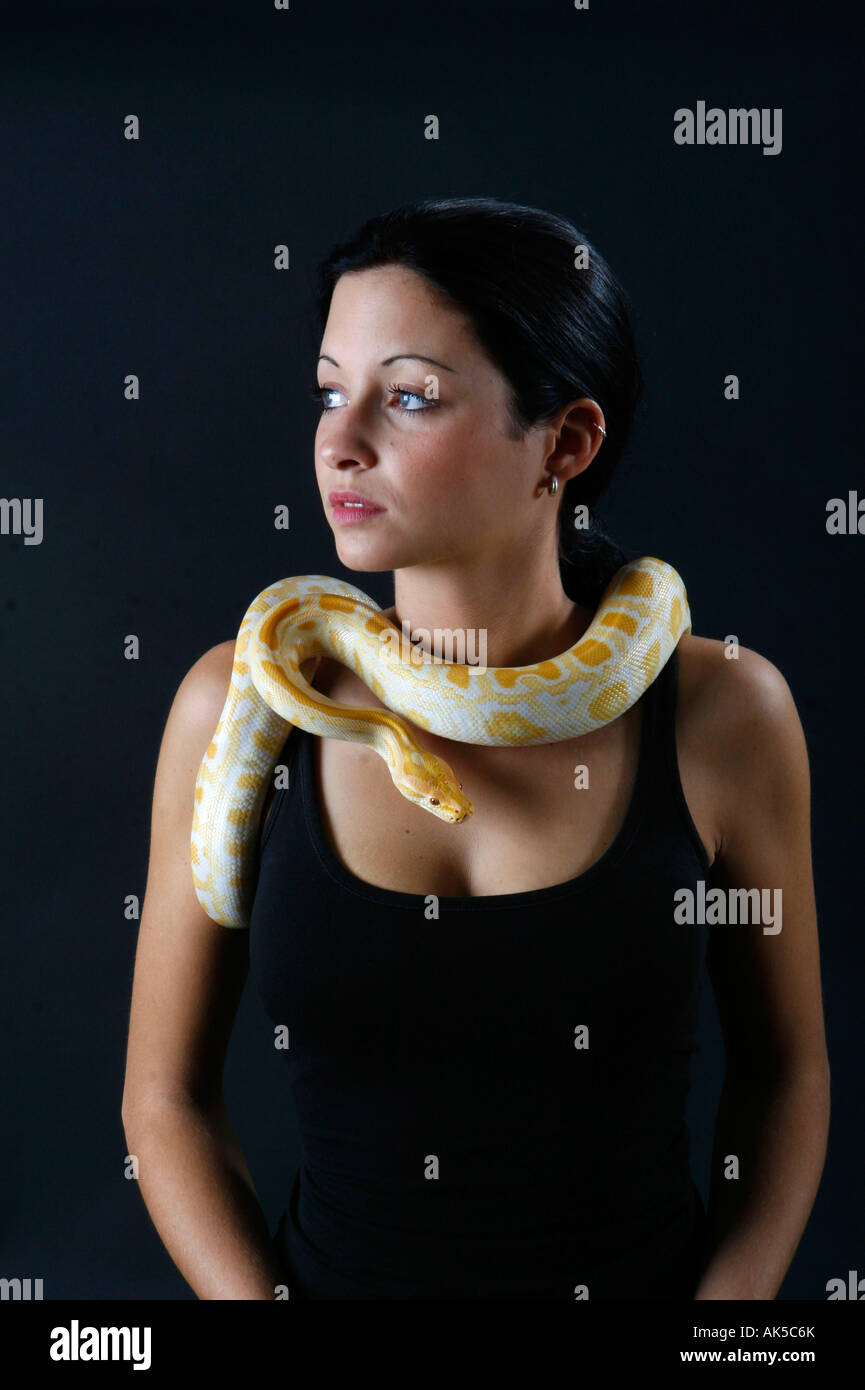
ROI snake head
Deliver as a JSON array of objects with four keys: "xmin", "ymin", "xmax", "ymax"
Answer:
[
  {"xmin": 397, "ymin": 749, "xmax": 475, "ymax": 824},
  {"xmin": 425, "ymin": 785, "xmax": 475, "ymax": 824}
]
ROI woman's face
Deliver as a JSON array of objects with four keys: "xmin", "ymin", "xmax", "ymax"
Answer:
[{"xmin": 313, "ymin": 264, "xmax": 551, "ymax": 575}]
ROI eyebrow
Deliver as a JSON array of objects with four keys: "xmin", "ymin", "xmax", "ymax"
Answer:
[{"xmin": 317, "ymin": 353, "xmax": 457, "ymax": 373}]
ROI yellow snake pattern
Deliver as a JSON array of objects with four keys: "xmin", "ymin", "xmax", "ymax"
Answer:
[{"xmin": 190, "ymin": 556, "xmax": 691, "ymax": 928}]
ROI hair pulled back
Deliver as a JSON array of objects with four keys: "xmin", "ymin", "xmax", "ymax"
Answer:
[{"xmin": 315, "ymin": 196, "xmax": 643, "ymax": 608}]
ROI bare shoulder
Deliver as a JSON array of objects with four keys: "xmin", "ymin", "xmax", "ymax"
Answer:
[
  {"xmin": 122, "ymin": 637, "xmax": 246, "ymax": 1122},
  {"xmin": 142, "ymin": 639, "xmax": 237, "ymax": 808},
  {"xmin": 674, "ymin": 631, "xmax": 809, "ymax": 837},
  {"xmin": 181, "ymin": 639, "xmax": 236, "ymax": 712},
  {"xmin": 675, "ymin": 631, "xmax": 803, "ymax": 745}
]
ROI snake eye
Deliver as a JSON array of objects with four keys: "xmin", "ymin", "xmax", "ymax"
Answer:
[{"xmin": 430, "ymin": 797, "xmax": 440, "ymax": 806}]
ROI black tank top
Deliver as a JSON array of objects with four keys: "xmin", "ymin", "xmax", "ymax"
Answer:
[{"xmin": 249, "ymin": 647, "xmax": 712, "ymax": 1300}]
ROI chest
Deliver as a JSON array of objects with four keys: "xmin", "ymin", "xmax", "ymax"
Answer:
[
  {"xmin": 259, "ymin": 653, "xmax": 718, "ymax": 898},
  {"xmin": 314, "ymin": 706, "xmax": 649, "ymax": 897},
  {"xmin": 259, "ymin": 651, "xmax": 715, "ymax": 896}
]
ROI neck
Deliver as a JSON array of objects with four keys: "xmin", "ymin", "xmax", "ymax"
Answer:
[{"xmin": 385, "ymin": 556, "xmax": 592, "ymax": 669}]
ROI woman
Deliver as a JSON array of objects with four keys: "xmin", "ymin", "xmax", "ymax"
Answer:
[{"xmin": 122, "ymin": 197, "xmax": 830, "ymax": 1300}]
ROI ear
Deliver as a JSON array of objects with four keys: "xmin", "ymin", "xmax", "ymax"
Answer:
[{"xmin": 543, "ymin": 398, "xmax": 606, "ymax": 487}]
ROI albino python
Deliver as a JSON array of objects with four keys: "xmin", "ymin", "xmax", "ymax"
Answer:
[{"xmin": 190, "ymin": 556, "xmax": 691, "ymax": 928}]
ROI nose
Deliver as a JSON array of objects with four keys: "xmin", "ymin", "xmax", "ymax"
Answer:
[
  {"xmin": 318, "ymin": 417, "xmax": 378, "ymax": 473},
  {"xmin": 321, "ymin": 443, "xmax": 377, "ymax": 473}
]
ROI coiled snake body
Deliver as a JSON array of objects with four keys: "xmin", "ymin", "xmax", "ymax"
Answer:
[{"xmin": 190, "ymin": 556, "xmax": 691, "ymax": 928}]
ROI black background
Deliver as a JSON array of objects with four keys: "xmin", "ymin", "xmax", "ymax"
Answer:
[{"xmin": 1, "ymin": 0, "xmax": 862, "ymax": 1299}]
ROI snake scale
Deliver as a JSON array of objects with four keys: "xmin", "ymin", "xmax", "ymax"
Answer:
[{"xmin": 189, "ymin": 556, "xmax": 691, "ymax": 928}]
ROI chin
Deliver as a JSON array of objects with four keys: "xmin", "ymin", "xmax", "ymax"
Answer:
[
  {"xmin": 334, "ymin": 537, "xmax": 419, "ymax": 575},
  {"xmin": 333, "ymin": 545, "xmax": 393, "ymax": 575}
]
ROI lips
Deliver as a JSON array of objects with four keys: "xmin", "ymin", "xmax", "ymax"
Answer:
[{"xmin": 329, "ymin": 490, "xmax": 385, "ymax": 511}]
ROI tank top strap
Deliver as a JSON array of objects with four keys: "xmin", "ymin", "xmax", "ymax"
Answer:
[
  {"xmin": 632, "ymin": 643, "xmax": 711, "ymax": 869},
  {"xmin": 260, "ymin": 724, "xmax": 304, "ymax": 853},
  {"xmin": 641, "ymin": 642, "xmax": 679, "ymax": 772},
  {"xmin": 630, "ymin": 641, "xmax": 678, "ymax": 802}
]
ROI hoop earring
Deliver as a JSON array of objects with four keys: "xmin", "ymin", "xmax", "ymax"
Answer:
[{"xmin": 542, "ymin": 421, "xmax": 605, "ymax": 496}]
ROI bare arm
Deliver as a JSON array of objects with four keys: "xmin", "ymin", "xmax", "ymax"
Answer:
[
  {"xmin": 689, "ymin": 647, "xmax": 830, "ymax": 1300},
  {"xmin": 121, "ymin": 641, "xmax": 288, "ymax": 1300}
]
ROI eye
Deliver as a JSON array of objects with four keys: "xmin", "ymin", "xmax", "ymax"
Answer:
[
  {"xmin": 308, "ymin": 382, "xmax": 437, "ymax": 417},
  {"xmin": 387, "ymin": 384, "xmax": 432, "ymax": 415},
  {"xmin": 309, "ymin": 384, "xmax": 345, "ymax": 410}
]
